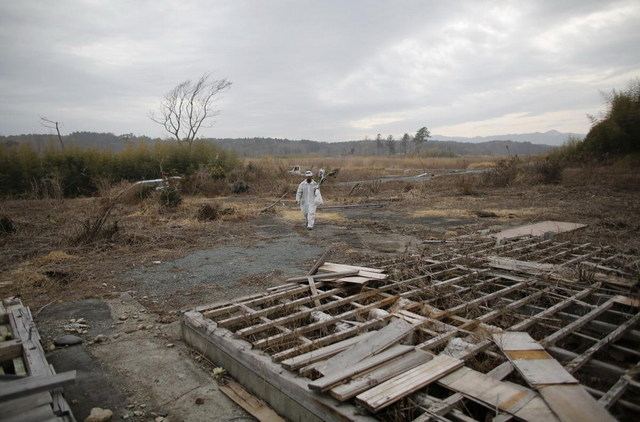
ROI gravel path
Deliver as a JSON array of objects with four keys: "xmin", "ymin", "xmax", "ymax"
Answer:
[{"xmin": 125, "ymin": 234, "xmax": 325, "ymax": 301}]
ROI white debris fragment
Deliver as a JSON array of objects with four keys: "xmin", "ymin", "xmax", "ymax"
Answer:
[
  {"xmin": 310, "ymin": 311, "xmax": 350, "ymax": 332},
  {"xmin": 441, "ymin": 337, "xmax": 475, "ymax": 358},
  {"xmin": 369, "ymin": 308, "xmax": 389, "ymax": 319}
]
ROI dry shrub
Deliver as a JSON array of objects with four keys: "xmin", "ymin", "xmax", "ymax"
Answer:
[
  {"xmin": 9, "ymin": 268, "xmax": 52, "ymax": 289},
  {"xmin": 196, "ymin": 203, "xmax": 220, "ymax": 221},
  {"xmin": 528, "ymin": 158, "xmax": 564, "ymax": 184},
  {"xmin": 456, "ymin": 176, "xmax": 478, "ymax": 195},
  {"xmin": 32, "ymin": 175, "xmax": 63, "ymax": 199},
  {"xmin": 72, "ymin": 197, "xmax": 122, "ymax": 245},
  {"xmin": 0, "ymin": 216, "xmax": 16, "ymax": 234},
  {"xmin": 483, "ymin": 157, "xmax": 521, "ymax": 187},
  {"xmin": 34, "ymin": 250, "xmax": 77, "ymax": 265},
  {"xmin": 468, "ymin": 161, "xmax": 496, "ymax": 169},
  {"xmin": 180, "ymin": 169, "xmax": 229, "ymax": 197},
  {"xmin": 158, "ymin": 181, "xmax": 182, "ymax": 208}
]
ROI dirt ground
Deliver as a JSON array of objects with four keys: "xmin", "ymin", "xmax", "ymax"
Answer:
[{"xmin": 1, "ymin": 165, "xmax": 639, "ymax": 421}]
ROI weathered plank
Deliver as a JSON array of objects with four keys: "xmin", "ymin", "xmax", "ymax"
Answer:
[
  {"xmin": 0, "ymin": 338, "xmax": 23, "ymax": 362},
  {"xmin": 219, "ymin": 380, "xmax": 287, "ymax": 422},
  {"xmin": 285, "ymin": 270, "xmax": 360, "ymax": 283},
  {"xmin": 307, "ymin": 276, "xmax": 322, "ymax": 307},
  {"xmin": 308, "ymin": 344, "xmax": 414, "ymax": 392},
  {"xmin": 0, "ymin": 391, "xmax": 53, "ymax": 417},
  {"xmin": 316, "ymin": 317, "xmax": 417, "ymax": 376},
  {"xmin": 0, "ymin": 370, "xmax": 76, "ymax": 401},
  {"xmin": 438, "ymin": 366, "xmax": 558, "ymax": 422},
  {"xmin": 330, "ymin": 349, "xmax": 433, "ymax": 401},
  {"xmin": 564, "ymin": 310, "xmax": 640, "ymax": 374},
  {"xmin": 280, "ymin": 331, "xmax": 376, "ymax": 371},
  {"xmin": 356, "ymin": 354, "xmax": 463, "ymax": 412},
  {"xmin": 538, "ymin": 385, "xmax": 616, "ymax": 422},
  {"xmin": 320, "ymin": 262, "xmax": 386, "ymax": 273},
  {"xmin": 493, "ymin": 332, "xmax": 615, "ymax": 422},
  {"xmin": 493, "ymin": 332, "xmax": 579, "ymax": 386}
]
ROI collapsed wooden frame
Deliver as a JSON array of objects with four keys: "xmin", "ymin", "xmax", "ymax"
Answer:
[
  {"xmin": 183, "ymin": 235, "xmax": 639, "ymax": 422},
  {"xmin": 0, "ymin": 298, "xmax": 77, "ymax": 422}
]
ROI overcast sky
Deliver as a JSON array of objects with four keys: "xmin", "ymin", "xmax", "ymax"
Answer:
[{"xmin": 1, "ymin": 1, "xmax": 639, "ymax": 143}]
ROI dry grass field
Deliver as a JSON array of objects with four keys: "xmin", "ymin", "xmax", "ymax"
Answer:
[
  {"xmin": 1, "ymin": 157, "xmax": 638, "ymax": 311},
  {"xmin": 1, "ymin": 156, "xmax": 639, "ymax": 421}
]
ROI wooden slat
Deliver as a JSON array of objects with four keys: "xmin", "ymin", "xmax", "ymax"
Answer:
[
  {"xmin": 308, "ymin": 344, "xmax": 414, "ymax": 392},
  {"xmin": 216, "ymin": 286, "xmax": 344, "ymax": 328},
  {"xmin": 493, "ymin": 332, "xmax": 615, "ymax": 422},
  {"xmin": 219, "ymin": 380, "xmax": 286, "ymax": 422},
  {"xmin": 2, "ymin": 403, "xmax": 57, "ymax": 422},
  {"xmin": 597, "ymin": 360, "xmax": 640, "ymax": 409},
  {"xmin": 0, "ymin": 391, "xmax": 53, "ymax": 417},
  {"xmin": 236, "ymin": 287, "xmax": 386, "ymax": 338},
  {"xmin": 306, "ymin": 276, "xmax": 321, "ymax": 307},
  {"xmin": 280, "ymin": 331, "xmax": 376, "ymax": 371},
  {"xmin": 0, "ymin": 370, "xmax": 76, "ymax": 402},
  {"xmin": 564, "ymin": 310, "xmax": 640, "ymax": 374},
  {"xmin": 307, "ymin": 249, "xmax": 332, "ymax": 276},
  {"xmin": 8, "ymin": 307, "xmax": 51, "ymax": 376},
  {"xmin": 330, "ymin": 349, "xmax": 433, "ymax": 401},
  {"xmin": 538, "ymin": 385, "xmax": 616, "ymax": 422},
  {"xmin": 438, "ymin": 366, "xmax": 558, "ymax": 422},
  {"xmin": 0, "ymin": 339, "xmax": 23, "ymax": 362},
  {"xmin": 493, "ymin": 332, "xmax": 578, "ymax": 386},
  {"xmin": 356, "ymin": 354, "xmax": 463, "ymax": 412},
  {"xmin": 13, "ymin": 357, "xmax": 27, "ymax": 375},
  {"xmin": 320, "ymin": 262, "xmax": 386, "ymax": 273},
  {"xmin": 252, "ymin": 296, "xmax": 397, "ymax": 350},
  {"xmin": 272, "ymin": 316, "xmax": 388, "ymax": 362},
  {"xmin": 333, "ymin": 276, "xmax": 372, "ymax": 284},
  {"xmin": 315, "ymin": 317, "xmax": 417, "ymax": 376},
  {"xmin": 541, "ymin": 297, "xmax": 616, "ymax": 347},
  {"xmin": 285, "ymin": 270, "xmax": 359, "ymax": 282}
]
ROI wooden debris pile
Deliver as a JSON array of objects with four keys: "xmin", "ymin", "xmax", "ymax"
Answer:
[
  {"xmin": 0, "ymin": 297, "xmax": 77, "ymax": 422},
  {"xmin": 183, "ymin": 236, "xmax": 640, "ymax": 422}
]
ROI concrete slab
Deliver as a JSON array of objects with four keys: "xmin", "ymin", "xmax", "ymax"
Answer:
[{"xmin": 493, "ymin": 221, "xmax": 587, "ymax": 241}]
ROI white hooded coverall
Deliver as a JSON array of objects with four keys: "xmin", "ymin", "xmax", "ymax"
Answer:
[{"xmin": 296, "ymin": 179, "xmax": 319, "ymax": 228}]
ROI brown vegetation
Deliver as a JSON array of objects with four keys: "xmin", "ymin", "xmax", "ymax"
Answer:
[{"xmin": 0, "ymin": 157, "xmax": 638, "ymax": 311}]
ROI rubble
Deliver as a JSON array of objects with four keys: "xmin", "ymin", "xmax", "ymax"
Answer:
[{"xmin": 182, "ymin": 230, "xmax": 640, "ymax": 422}]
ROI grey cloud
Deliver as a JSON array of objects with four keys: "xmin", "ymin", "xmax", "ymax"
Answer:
[{"xmin": 0, "ymin": 0, "xmax": 638, "ymax": 140}]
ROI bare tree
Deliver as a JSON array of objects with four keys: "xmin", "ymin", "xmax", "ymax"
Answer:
[
  {"xmin": 150, "ymin": 74, "xmax": 231, "ymax": 150},
  {"xmin": 40, "ymin": 117, "xmax": 65, "ymax": 149}
]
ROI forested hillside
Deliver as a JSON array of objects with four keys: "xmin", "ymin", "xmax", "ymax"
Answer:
[{"xmin": 1, "ymin": 133, "xmax": 556, "ymax": 157}]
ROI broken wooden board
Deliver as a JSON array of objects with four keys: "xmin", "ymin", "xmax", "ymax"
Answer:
[
  {"xmin": 319, "ymin": 263, "xmax": 388, "ymax": 283},
  {"xmin": 438, "ymin": 366, "xmax": 558, "ymax": 422},
  {"xmin": 330, "ymin": 349, "xmax": 433, "ymax": 401},
  {"xmin": 315, "ymin": 317, "xmax": 417, "ymax": 376},
  {"xmin": 538, "ymin": 385, "xmax": 617, "ymax": 422},
  {"xmin": 493, "ymin": 332, "xmax": 578, "ymax": 385},
  {"xmin": 219, "ymin": 380, "xmax": 287, "ymax": 422},
  {"xmin": 492, "ymin": 332, "xmax": 616, "ymax": 422},
  {"xmin": 356, "ymin": 354, "xmax": 463, "ymax": 412},
  {"xmin": 485, "ymin": 257, "xmax": 566, "ymax": 276},
  {"xmin": 280, "ymin": 331, "xmax": 377, "ymax": 371},
  {"xmin": 493, "ymin": 221, "xmax": 587, "ymax": 241},
  {"xmin": 308, "ymin": 344, "xmax": 414, "ymax": 392},
  {"xmin": 0, "ymin": 370, "xmax": 76, "ymax": 402}
]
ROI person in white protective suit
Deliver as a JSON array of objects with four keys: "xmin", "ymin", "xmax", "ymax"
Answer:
[{"xmin": 296, "ymin": 170, "xmax": 322, "ymax": 230}]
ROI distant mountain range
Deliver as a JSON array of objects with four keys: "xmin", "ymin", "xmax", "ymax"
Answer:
[
  {"xmin": 432, "ymin": 130, "xmax": 584, "ymax": 147},
  {"xmin": 1, "ymin": 130, "xmax": 583, "ymax": 157}
]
